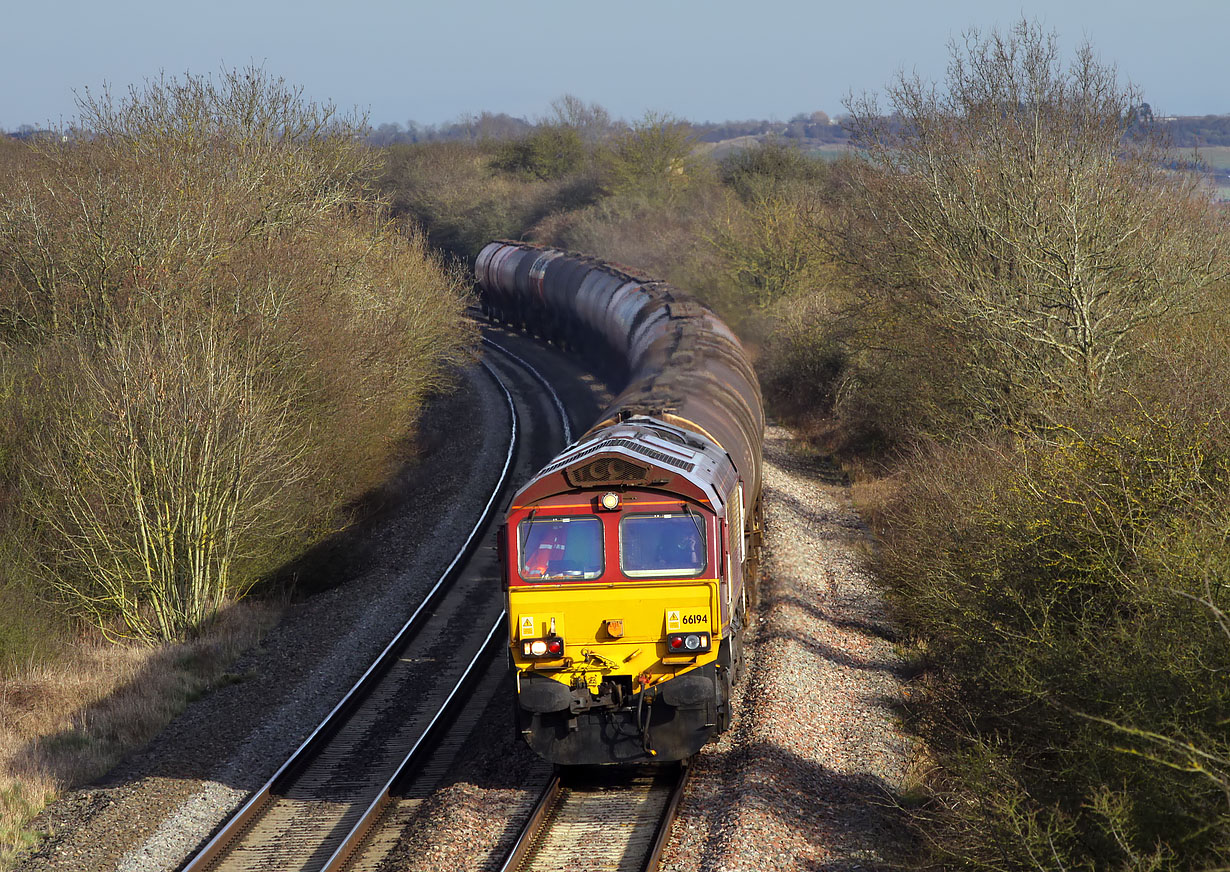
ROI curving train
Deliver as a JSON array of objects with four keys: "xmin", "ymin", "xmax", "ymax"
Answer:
[{"xmin": 475, "ymin": 241, "xmax": 764, "ymax": 765}]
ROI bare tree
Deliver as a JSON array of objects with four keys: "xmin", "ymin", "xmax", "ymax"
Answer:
[
  {"xmin": 602, "ymin": 111, "xmax": 696, "ymax": 202},
  {"xmin": 27, "ymin": 320, "xmax": 309, "ymax": 641},
  {"xmin": 840, "ymin": 20, "xmax": 1229, "ymax": 422},
  {"xmin": 709, "ymin": 190, "xmax": 827, "ymax": 307},
  {"xmin": 548, "ymin": 94, "xmax": 612, "ymax": 143}
]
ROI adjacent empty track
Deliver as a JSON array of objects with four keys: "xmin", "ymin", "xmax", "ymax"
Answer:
[{"xmin": 182, "ymin": 340, "xmax": 574, "ymax": 872}]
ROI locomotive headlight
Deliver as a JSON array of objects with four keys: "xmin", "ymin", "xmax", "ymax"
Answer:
[
  {"xmin": 600, "ymin": 492, "xmax": 620, "ymax": 511},
  {"xmin": 522, "ymin": 636, "xmax": 565, "ymax": 659},
  {"xmin": 665, "ymin": 632, "xmax": 711, "ymax": 653}
]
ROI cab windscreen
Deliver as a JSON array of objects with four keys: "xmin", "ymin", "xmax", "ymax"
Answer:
[
  {"xmin": 620, "ymin": 513, "xmax": 706, "ymax": 578},
  {"xmin": 519, "ymin": 516, "xmax": 603, "ymax": 580}
]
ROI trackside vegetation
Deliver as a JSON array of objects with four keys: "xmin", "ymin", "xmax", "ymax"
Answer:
[
  {"xmin": 0, "ymin": 69, "xmax": 472, "ymax": 646},
  {"xmin": 0, "ymin": 69, "xmax": 472, "ymax": 862},
  {"xmin": 383, "ymin": 23, "xmax": 1229, "ymax": 868},
  {"xmin": 817, "ymin": 24, "xmax": 1229, "ymax": 870}
]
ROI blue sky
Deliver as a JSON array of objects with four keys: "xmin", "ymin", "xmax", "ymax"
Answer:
[{"xmin": 3, "ymin": 0, "xmax": 1227, "ymax": 130}]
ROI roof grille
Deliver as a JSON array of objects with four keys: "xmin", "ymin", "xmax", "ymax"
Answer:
[
  {"xmin": 617, "ymin": 439, "xmax": 695, "ymax": 472},
  {"xmin": 538, "ymin": 437, "xmax": 695, "ymax": 479}
]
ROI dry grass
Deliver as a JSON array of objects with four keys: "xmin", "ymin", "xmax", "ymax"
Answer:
[
  {"xmin": 847, "ymin": 471, "xmax": 901, "ymax": 533},
  {"xmin": 0, "ymin": 599, "xmax": 282, "ymax": 867}
]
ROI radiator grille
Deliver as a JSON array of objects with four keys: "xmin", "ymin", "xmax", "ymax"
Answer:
[{"xmin": 566, "ymin": 457, "xmax": 650, "ymax": 486}]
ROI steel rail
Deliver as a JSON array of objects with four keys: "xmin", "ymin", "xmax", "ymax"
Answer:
[
  {"xmin": 497, "ymin": 762, "xmax": 690, "ymax": 872},
  {"xmin": 482, "ymin": 336, "xmax": 573, "ymax": 445},
  {"xmin": 319, "ymin": 339, "xmax": 580, "ymax": 869},
  {"xmin": 181, "ymin": 358, "xmax": 518, "ymax": 872},
  {"xmin": 496, "ymin": 775, "xmax": 563, "ymax": 872},
  {"xmin": 643, "ymin": 759, "xmax": 692, "ymax": 872},
  {"xmin": 319, "ymin": 614, "xmax": 507, "ymax": 870}
]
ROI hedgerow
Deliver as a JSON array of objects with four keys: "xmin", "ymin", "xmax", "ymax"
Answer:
[{"xmin": 0, "ymin": 69, "xmax": 473, "ymax": 646}]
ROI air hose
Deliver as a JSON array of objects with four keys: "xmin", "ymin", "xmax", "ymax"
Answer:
[{"xmin": 636, "ymin": 685, "xmax": 657, "ymax": 756}]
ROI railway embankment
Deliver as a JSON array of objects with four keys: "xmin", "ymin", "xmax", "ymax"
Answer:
[
  {"xmin": 661, "ymin": 427, "xmax": 913, "ymax": 870},
  {"xmin": 13, "ymin": 363, "xmax": 514, "ymax": 872}
]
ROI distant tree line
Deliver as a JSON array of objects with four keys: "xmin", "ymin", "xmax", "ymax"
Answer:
[
  {"xmin": 1130, "ymin": 105, "xmax": 1230, "ymax": 146},
  {"xmin": 13, "ymin": 106, "xmax": 1229, "ymax": 152},
  {"xmin": 363, "ymin": 110, "xmax": 853, "ymax": 148}
]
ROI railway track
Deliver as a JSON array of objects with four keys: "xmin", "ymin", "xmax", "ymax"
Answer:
[
  {"xmin": 498, "ymin": 763, "xmax": 690, "ymax": 872},
  {"xmin": 181, "ymin": 345, "xmax": 571, "ymax": 872}
]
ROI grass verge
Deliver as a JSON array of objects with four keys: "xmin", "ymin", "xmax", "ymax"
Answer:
[{"xmin": 0, "ymin": 600, "xmax": 282, "ymax": 868}]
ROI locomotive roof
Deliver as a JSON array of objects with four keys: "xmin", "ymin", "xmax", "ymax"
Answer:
[{"xmin": 512, "ymin": 416, "xmax": 739, "ymax": 515}]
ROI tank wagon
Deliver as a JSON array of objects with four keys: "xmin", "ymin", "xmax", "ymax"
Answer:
[{"xmin": 476, "ymin": 241, "xmax": 764, "ymax": 765}]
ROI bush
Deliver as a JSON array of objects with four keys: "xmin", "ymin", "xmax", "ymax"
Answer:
[
  {"xmin": 601, "ymin": 112, "xmax": 696, "ymax": 203},
  {"xmin": 493, "ymin": 125, "xmax": 585, "ymax": 180},
  {"xmin": 383, "ymin": 139, "xmax": 601, "ymax": 260},
  {"xmin": 757, "ymin": 291, "xmax": 849, "ymax": 427},
  {"xmin": 0, "ymin": 69, "xmax": 473, "ymax": 643},
  {"xmin": 777, "ymin": 21, "xmax": 1230, "ymax": 871},
  {"xmin": 718, "ymin": 139, "xmax": 831, "ymax": 200},
  {"xmin": 877, "ymin": 401, "xmax": 1230, "ymax": 869}
]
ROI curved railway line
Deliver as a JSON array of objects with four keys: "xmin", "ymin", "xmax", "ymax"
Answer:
[
  {"xmin": 181, "ymin": 346, "xmax": 563, "ymax": 872},
  {"xmin": 169, "ymin": 324, "xmax": 704, "ymax": 872}
]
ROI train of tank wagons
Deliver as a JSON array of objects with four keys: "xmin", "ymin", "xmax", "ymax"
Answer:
[{"xmin": 474, "ymin": 240, "xmax": 764, "ymax": 766}]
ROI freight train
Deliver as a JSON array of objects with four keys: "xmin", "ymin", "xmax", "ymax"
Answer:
[{"xmin": 475, "ymin": 241, "xmax": 764, "ymax": 765}]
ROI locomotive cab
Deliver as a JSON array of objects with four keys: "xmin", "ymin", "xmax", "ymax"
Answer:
[{"xmin": 504, "ymin": 418, "xmax": 751, "ymax": 765}]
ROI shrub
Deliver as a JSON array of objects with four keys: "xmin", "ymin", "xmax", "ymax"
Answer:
[
  {"xmin": 601, "ymin": 112, "xmax": 696, "ymax": 203},
  {"xmin": 757, "ymin": 291, "xmax": 849, "ymax": 427},
  {"xmin": 24, "ymin": 322, "xmax": 308, "ymax": 640},
  {"xmin": 493, "ymin": 125, "xmax": 585, "ymax": 180},
  {"xmin": 707, "ymin": 187, "xmax": 831, "ymax": 310},
  {"xmin": 718, "ymin": 139, "xmax": 831, "ymax": 200},
  {"xmin": 0, "ymin": 69, "xmax": 472, "ymax": 642},
  {"xmin": 382, "ymin": 139, "xmax": 601, "ymax": 260},
  {"xmin": 878, "ymin": 401, "xmax": 1230, "ymax": 869}
]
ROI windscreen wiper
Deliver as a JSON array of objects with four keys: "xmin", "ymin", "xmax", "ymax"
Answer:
[
  {"xmin": 682, "ymin": 503, "xmax": 705, "ymax": 545},
  {"xmin": 517, "ymin": 508, "xmax": 538, "ymax": 571}
]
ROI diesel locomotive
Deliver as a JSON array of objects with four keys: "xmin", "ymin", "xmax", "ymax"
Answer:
[{"xmin": 476, "ymin": 241, "xmax": 764, "ymax": 765}]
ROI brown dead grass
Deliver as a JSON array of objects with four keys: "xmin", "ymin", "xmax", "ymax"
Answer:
[{"xmin": 0, "ymin": 599, "xmax": 282, "ymax": 867}]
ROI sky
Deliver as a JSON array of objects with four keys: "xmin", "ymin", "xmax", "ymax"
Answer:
[{"xmin": 3, "ymin": 0, "xmax": 1228, "ymax": 131}]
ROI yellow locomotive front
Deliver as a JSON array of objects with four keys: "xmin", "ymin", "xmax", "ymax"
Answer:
[{"xmin": 503, "ymin": 418, "xmax": 749, "ymax": 765}]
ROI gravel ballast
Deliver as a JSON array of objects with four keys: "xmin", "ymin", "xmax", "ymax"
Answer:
[{"xmin": 658, "ymin": 426, "xmax": 914, "ymax": 871}]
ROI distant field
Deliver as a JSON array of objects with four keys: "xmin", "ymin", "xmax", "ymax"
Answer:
[
  {"xmin": 805, "ymin": 143, "xmax": 859, "ymax": 161},
  {"xmin": 1169, "ymin": 145, "xmax": 1230, "ymax": 198},
  {"xmin": 695, "ymin": 136, "xmax": 859, "ymax": 162},
  {"xmin": 1192, "ymin": 145, "xmax": 1230, "ymax": 169},
  {"xmin": 698, "ymin": 139, "xmax": 1230, "ymax": 198},
  {"xmin": 1189, "ymin": 146, "xmax": 1230, "ymax": 199}
]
